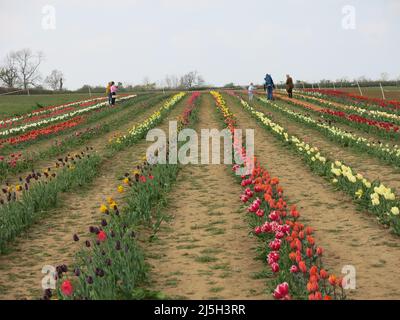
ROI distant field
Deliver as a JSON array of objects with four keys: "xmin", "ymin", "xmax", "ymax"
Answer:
[
  {"xmin": 332, "ymin": 86, "xmax": 400, "ymax": 101},
  {"xmin": 0, "ymin": 93, "xmax": 105, "ymax": 118}
]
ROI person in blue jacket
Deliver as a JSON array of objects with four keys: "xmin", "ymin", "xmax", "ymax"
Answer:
[{"xmin": 264, "ymin": 74, "xmax": 275, "ymax": 100}]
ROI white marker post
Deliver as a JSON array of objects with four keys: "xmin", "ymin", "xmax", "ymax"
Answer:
[
  {"xmin": 333, "ymin": 83, "xmax": 336, "ymax": 90},
  {"xmin": 88, "ymin": 86, "xmax": 92, "ymax": 98},
  {"xmin": 380, "ymin": 83, "xmax": 386, "ymax": 100}
]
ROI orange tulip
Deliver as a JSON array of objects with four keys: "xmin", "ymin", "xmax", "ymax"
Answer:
[
  {"xmin": 324, "ymin": 295, "xmax": 332, "ymax": 300},
  {"xmin": 307, "ymin": 281, "xmax": 318, "ymax": 292},
  {"xmin": 309, "ymin": 265, "xmax": 318, "ymax": 276},
  {"xmin": 309, "ymin": 275, "xmax": 319, "ymax": 283},
  {"xmin": 289, "ymin": 252, "xmax": 297, "ymax": 261},
  {"xmin": 299, "ymin": 261, "xmax": 307, "ymax": 273},
  {"xmin": 307, "ymin": 236, "xmax": 315, "ymax": 246},
  {"xmin": 305, "ymin": 226, "xmax": 313, "ymax": 235},
  {"xmin": 328, "ymin": 275, "xmax": 337, "ymax": 286},
  {"xmin": 271, "ymin": 177, "xmax": 279, "ymax": 185},
  {"xmin": 320, "ymin": 269, "xmax": 328, "ymax": 279}
]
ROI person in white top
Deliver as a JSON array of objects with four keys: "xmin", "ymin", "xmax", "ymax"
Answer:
[{"xmin": 248, "ymin": 83, "xmax": 255, "ymax": 101}]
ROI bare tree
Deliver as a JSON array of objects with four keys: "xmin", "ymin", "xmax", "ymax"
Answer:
[
  {"xmin": 45, "ymin": 69, "xmax": 64, "ymax": 91},
  {"xmin": 12, "ymin": 49, "xmax": 44, "ymax": 89},
  {"xmin": 179, "ymin": 71, "xmax": 205, "ymax": 89},
  {"xmin": 0, "ymin": 54, "xmax": 19, "ymax": 88}
]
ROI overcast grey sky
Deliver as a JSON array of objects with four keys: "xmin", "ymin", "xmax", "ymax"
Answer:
[{"xmin": 1, "ymin": 0, "xmax": 399, "ymax": 89}]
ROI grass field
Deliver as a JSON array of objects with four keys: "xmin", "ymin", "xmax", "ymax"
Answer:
[
  {"xmin": 0, "ymin": 93, "xmax": 105, "ymax": 118},
  {"xmin": 331, "ymin": 86, "xmax": 400, "ymax": 101}
]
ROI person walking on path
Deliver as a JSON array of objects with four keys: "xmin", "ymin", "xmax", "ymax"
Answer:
[
  {"xmin": 110, "ymin": 81, "xmax": 118, "ymax": 106},
  {"xmin": 248, "ymin": 82, "xmax": 255, "ymax": 101},
  {"xmin": 106, "ymin": 82, "xmax": 112, "ymax": 105},
  {"xmin": 264, "ymin": 74, "xmax": 275, "ymax": 100},
  {"xmin": 286, "ymin": 74, "xmax": 294, "ymax": 98}
]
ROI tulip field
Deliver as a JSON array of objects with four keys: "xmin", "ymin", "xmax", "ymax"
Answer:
[{"xmin": 0, "ymin": 89, "xmax": 400, "ymax": 301}]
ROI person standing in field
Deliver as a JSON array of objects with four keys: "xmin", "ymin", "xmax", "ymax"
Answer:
[
  {"xmin": 106, "ymin": 82, "xmax": 112, "ymax": 105},
  {"xmin": 264, "ymin": 74, "xmax": 275, "ymax": 100},
  {"xmin": 110, "ymin": 81, "xmax": 118, "ymax": 106},
  {"xmin": 286, "ymin": 74, "xmax": 294, "ymax": 98},
  {"xmin": 248, "ymin": 82, "xmax": 255, "ymax": 101}
]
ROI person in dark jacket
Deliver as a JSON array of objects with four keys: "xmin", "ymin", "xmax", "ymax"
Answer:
[
  {"xmin": 264, "ymin": 74, "xmax": 275, "ymax": 100},
  {"xmin": 286, "ymin": 74, "xmax": 294, "ymax": 98}
]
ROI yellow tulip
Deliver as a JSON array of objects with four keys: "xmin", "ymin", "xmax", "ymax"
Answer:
[{"xmin": 391, "ymin": 207, "xmax": 400, "ymax": 216}]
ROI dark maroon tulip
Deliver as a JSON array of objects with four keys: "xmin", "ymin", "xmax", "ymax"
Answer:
[{"xmin": 73, "ymin": 234, "xmax": 80, "ymax": 242}]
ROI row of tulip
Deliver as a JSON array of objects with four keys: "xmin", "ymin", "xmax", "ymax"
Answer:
[
  {"xmin": 0, "ymin": 148, "xmax": 101, "ymax": 253},
  {"xmin": 278, "ymin": 95, "xmax": 400, "ymax": 139},
  {"xmin": 302, "ymin": 89, "xmax": 400, "ymax": 111},
  {"xmin": 211, "ymin": 91, "xmax": 344, "ymax": 300},
  {"xmin": 109, "ymin": 92, "xmax": 186, "ymax": 150},
  {"xmin": 0, "ymin": 116, "xmax": 85, "ymax": 148},
  {"xmin": 294, "ymin": 92, "xmax": 400, "ymax": 125},
  {"xmin": 235, "ymin": 94, "xmax": 400, "ymax": 235},
  {"xmin": 0, "ymin": 95, "xmax": 136, "ymax": 138},
  {"xmin": 0, "ymin": 94, "xmax": 178, "ymax": 253},
  {"xmin": 0, "ymin": 96, "xmax": 108, "ymax": 128},
  {"xmin": 52, "ymin": 93, "xmax": 201, "ymax": 300},
  {"xmin": 0, "ymin": 94, "xmax": 165, "ymax": 180},
  {"xmin": 257, "ymin": 96, "xmax": 400, "ymax": 169}
]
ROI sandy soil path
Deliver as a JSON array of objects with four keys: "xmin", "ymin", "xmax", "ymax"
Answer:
[{"xmin": 144, "ymin": 94, "xmax": 268, "ymax": 300}]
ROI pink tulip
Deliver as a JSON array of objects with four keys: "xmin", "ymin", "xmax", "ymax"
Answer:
[
  {"xmin": 271, "ymin": 263, "xmax": 280, "ymax": 273},
  {"xmin": 256, "ymin": 209, "xmax": 264, "ymax": 217},
  {"xmin": 269, "ymin": 239, "xmax": 281, "ymax": 251},
  {"xmin": 290, "ymin": 265, "xmax": 299, "ymax": 273},
  {"xmin": 273, "ymin": 282, "xmax": 290, "ymax": 300}
]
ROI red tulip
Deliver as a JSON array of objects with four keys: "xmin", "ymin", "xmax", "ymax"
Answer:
[
  {"xmin": 61, "ymin": 279, "xmax": 73, "ymax": 296},
  {"xmin": 97, "ymin": 230, "xmax": 107, "ymax": 242}
]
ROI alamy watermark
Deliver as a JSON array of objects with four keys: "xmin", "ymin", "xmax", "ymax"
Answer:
[
  {"xmin": 342, "ymin": 5, "xmax": 356, "ymax": 30},
  {"xmin": 41, "ymin": 5, "xmax": 56, "ymax": 30},
  {"xmin": 145, "ymin": 121, "xmax": 254, "ymax": 175}
]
